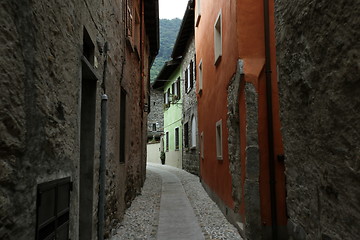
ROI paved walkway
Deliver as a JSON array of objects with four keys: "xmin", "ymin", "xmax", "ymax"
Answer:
[{"xmin": 109, "ymin": 163, "xmax": 242, "ymax": 240}]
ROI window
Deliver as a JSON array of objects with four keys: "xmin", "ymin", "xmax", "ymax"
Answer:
[
  {"xmin": 194, "ymin": 54, "xmax": 196, "ymax": 81},
  {"xmin": 166, "ymin": 132, "xmax": 169, "ymax": 151},
  {"xmin": 216, "ymin": 119, "xmax": 223, "ymax": 160},
  {"xmin": 200, "ymin": 132, "xmax": 204, "ymax": 159},
  {"xmin": 195, "ymin": 0, "xmax": 201, "ymax": 27},
  {"xmin": 175, "ymin": 127, "xmax": 180, "ymax": 150},
  {"xmin": 190, "ymin": 60, "xmax": 194, "ymax": 90},
  {"xmin": 83, "ymin": 27, "xmax": 95, "ymax": 66},
  {"xmin": 198, "ymin": 59, "xmax": 203, "ymax": 93},
  {"xmin": 214, "ymin": 10, "xmax": 222, "ymax": 65},
  {"xmin": 152, "ymin": 123, "xmax": 156, "ymax": 131},
  {"xmin": 185, "ymin": 68, "xmax": 189, "ymax": 92},
  {"xmin": 171, "ymin": 81, "xmax": 180, "ymax": 102},
  {"xmin": 171, "ymin": 77, "xmax": 180, "ymax": 102},
  {"xmin": 172, "ymin": 82, "xmax": 175, "ymax": 97},
  {"xmin": 164, "ymin": 88, "xmax": 170, "ymax": 107},
  {"xmin": 36, "ymin": 177, "xmax": 71, "ymax": 240},
  {"xmin": 120, "ymin": 87, "xmax": 127, "ymax": 163},
  {"xmin": 176, "ymin": 78, "xmax": 181, "ymax": 100},
  {"xmin": 184, "ymin": 122, "xmax": 189, "ymax": 148},
  {"xmin": 126, "ymin": 0, "xmax": 133, "ymax": 37},
  {"xmin": 191, "ymin": 116, "xmax": 197, "ymax": 148},
  {"xmin": 185, "ymin": 62, "xmax": 194, "ymax": 93}
]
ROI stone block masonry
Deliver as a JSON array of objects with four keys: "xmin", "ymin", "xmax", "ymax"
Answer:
[
  {"xmin": 275, "ymin": 0, "xmax": 360, "ymax": 239},
  {"xmin": 147, "ymin": 87, "xmax": 164, "ymax": 140},
  {"xmin": 0, "ymin": 0, "xmax": 155, "ymax": 239},
  {"xmin": 181, "ymin": 38, "xmax": 199, "ymax": 176}
]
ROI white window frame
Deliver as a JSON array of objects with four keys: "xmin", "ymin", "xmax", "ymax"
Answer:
[
  {"xmin": 187, "ymin": 64, "xmax": 191, "ymax": 93},
  {"xmin": 165, "ymin": 91, "xmax": 169, "ymax": 105},
  {"xmin": 216, "ymin": 119, "xmax": 223, "ymax": 160},
  {"xmin": 214, "ymin": 9, "xmax": 222, "ymax": 65},
  {"xmin": 191, "ymin": 116, "xmax": 197, "ymax": 148},
  {"xmin": 195, "ymin": 0, "xmax": 201, "ymax": 27},
  {"xmin": 198, "ymin": 59, "xmax": 203, "ymax": 93},
  {"xmin": 174, "ymin": 81, "xmax": 178, "ymax": 97}
]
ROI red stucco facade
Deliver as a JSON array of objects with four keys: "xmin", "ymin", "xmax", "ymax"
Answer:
[{"xmin": 195, "ymin": 0, "xmax": 287, "ymax": 238}]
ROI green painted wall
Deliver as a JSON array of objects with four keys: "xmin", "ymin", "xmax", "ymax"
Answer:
[{"xmin": 163, "ymin": 66, "xmax": 182, "ymax": 167}]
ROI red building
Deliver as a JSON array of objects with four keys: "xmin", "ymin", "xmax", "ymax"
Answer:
[{"xmin": 195, "ymin": 0, "xmax": 287, "ymax": 238}]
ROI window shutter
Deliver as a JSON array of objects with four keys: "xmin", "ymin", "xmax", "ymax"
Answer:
[
  {"xmin": 190, "ymin": 61, "xmax": 194, "ymax": 89},
  {"xmin": 185, "ymin": 68, "xmax": 188, "ymax": 92},
  {"xmin": 126, "ymin": 0, "xmax": 133, "ymax": 37},
  {"xmin": 194, "ymin": 55, "xmax": 196, "ymax": 82},
  {"xmin": 184, "ymin": 123, "xmax": 189, "ymax": 148},
  {"xmin": 177, "ymin": 79, "xmax": 181, "ymax": 99}
]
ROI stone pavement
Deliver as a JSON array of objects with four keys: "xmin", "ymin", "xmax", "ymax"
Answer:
[{"xmin": 109, "ymin": 163, "xmax": 243, "ymax": 240}]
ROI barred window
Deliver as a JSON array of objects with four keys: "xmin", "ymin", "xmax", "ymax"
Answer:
[{"xmin": 36, "ymin": 178, "xmax": 72, "ymax": 240}]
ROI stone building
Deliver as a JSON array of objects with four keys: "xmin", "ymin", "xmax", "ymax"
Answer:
[
  {"xmin": 275, "ymin": 1, "xmax": 360, "ymax": 239},
  {"xmin": 146, "ymin": 87, "xmax": 163, "ymax": 165},
  {"xmin": 0, "ymin": 0, "xmax": 159, "ymax": 239},
  {"xmin": 147, "ymin": 87, "xmax": 164, "ymax": 142},
  {"xmin": 171, "ymin": 0, "xmax": 199, "ymax": 176}
]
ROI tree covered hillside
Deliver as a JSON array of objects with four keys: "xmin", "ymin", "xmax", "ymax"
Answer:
[{"xmin": 150, "ymin": 18, "xmax": 182, "ymax": 82}]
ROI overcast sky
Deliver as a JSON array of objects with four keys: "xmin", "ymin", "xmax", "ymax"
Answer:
[{"xmin": 159, "ymin": 0, "xmax": 189, "ymax": 19}]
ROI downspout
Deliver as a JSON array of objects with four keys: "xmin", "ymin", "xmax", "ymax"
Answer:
[
  {"xmin": 263, "ymin": 0, "xmax": 278, "ymax": 239},
  {"xmin": 98, "ymin": 42, "xmax": 109, "ymax": 240}
]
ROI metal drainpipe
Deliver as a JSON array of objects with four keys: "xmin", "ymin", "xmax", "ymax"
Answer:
[
  {"xmin": 263, "ymin": 0, "xmax": 278, "ymax": 239},
  {"xmin": 98, "ymin": 42, "xmax": 109, "ymax": 240},
  {"xmin": 98, "ymin": 94, "xmax": 108, "ymax": 240}
]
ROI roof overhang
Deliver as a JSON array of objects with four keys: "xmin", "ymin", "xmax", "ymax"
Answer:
[
  {"xmin": 171, "ymin": 0, "xmax": 195, "ymax": 59},
  {"xmin": 145, "ymin": 0, "xmax": 160, "ymax": 65},
  {"xmin": 152, "ymin": 59, "xmax": 182, "ymax": 89}
]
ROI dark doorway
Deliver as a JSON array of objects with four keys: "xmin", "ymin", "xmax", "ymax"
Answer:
[{"xmin": 79, "ymin": 52, "xmax": 97, "ymax": 239}]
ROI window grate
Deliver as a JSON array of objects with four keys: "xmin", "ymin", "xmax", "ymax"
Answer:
[{"xmin": 36, "ymin": 177, "xmax": 71, "ymax": 240}]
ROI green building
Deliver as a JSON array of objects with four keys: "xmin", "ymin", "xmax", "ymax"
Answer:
[{"xmin": 152, "ymin": 59, "xmax": 182, "ymax": 168}]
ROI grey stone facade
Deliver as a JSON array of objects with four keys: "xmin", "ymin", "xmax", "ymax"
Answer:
[
  {"xmin": 181, "ymin": 38, "xmax": 199, "ymax": 176},
  {"xmin": 227, "ymin": 60, "xmax": 243, "ymax": 214},
  {"xmin": 147, "ymin": 87, "xmax": 164, "ymax": 142},
  {"xmin": 275, "ymin": 1, "xmax": 360, "ymax": 239},
  {"xmin": 244, "ymin": 83, "xmax": 261, "ymax": 240},
  {"xmin": 0, "ymin": 0, "xmax": 157, "ymax": 239}
]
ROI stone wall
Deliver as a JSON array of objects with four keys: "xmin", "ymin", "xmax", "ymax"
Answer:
[
  {"xmin": 275, "ymin": 1, "xmax": 360, "ymax": 239},
  {"xmin": 0, "ymin": 0, "xmax": 149, "ymax": 239},
  {"xmin": 181, "ymin": 38, "xmax": 199, "ymax": 176},
  {"xmin": 227, "ymin": 60, "xmax": 243, "ymax": 214},
  {"xmin": 147, "ymin": 87, "xmax": 164, "ymax": 140}
]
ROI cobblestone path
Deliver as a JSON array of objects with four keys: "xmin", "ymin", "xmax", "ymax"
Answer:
[{"xmin": 109, "ymin": 163, "xmax": 243, "ymax": 240}]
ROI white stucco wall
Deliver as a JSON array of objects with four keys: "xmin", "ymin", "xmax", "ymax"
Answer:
[
  {"xmin": 165, "ymin": 150, "xmax": 182, "ymax": 169},
  {"xmin": 147, "ymin": 143, "xmax": 161, "ymax": 164}
]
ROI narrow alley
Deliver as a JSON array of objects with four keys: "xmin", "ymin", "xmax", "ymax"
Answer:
[
  {"xmin": 1, "ymin": 0, "xmax": 359, "ymax": 239},
  {"xmin": 109, "ymin": 163, "xmax": 242, "ymax": 240}
]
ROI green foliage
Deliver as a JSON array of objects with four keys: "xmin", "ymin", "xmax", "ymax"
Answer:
[{"xmin": 150, "ymin": 18, "xmax": 182, "ymax": 83}]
